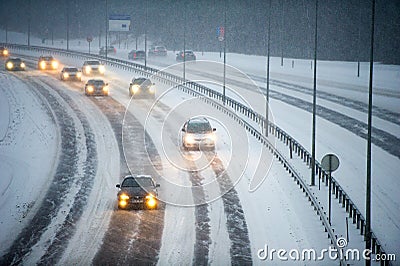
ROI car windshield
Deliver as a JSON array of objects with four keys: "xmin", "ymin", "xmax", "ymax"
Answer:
[
  {"xmin": 133, "ymin": 78, "xmax": 151, "ymax": 86},
  {"xmin": 88, "ymin": 80, "xmax": 105, "ymax": 86},
  {"xmin": 11, "ymin": 59, "xmax": 22, "ymax": 63},
  {"xmin": 136, "ymin": 51, "xmax": 145, "ymax": 55},
  {"xmin": 42, "ymin": 56, "xmax": 54, "ymax": 61},
  {"xmin": 187, "ymin": 121, "xmax": 212, "ymax": 133},
  {"xmin": 156, "ymin": 46, "xmax": 166, "ymax": 51},
  {"xmin": 122, "ymin": 177, "xmax": 153, "ymax": 187},
  {"xmin": 65, "ymin": 68, "xmax": 78, "ymax": 72},
  {"xmin": 86, "ymin": 61, "xmax": 100, "ymax": 65}
]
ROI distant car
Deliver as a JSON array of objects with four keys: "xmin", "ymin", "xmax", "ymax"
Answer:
[
  {"xmin": 60, "ymin": 66, "xmax": 82, "ymax": 81},
  {"xmin": 181, "ymin": 117, "xmax": 216, "ymax": 151},
  {"xmin": 84, "ymin": 79, "xmax": 109, "ymax": 96},
  {"xmin": 82, "ymin": 60, "xmax": 105, "ymax": 75},
  {"xmin": 0, "ymin": 47, "xmax": 9, "ymax": 57},
  {"xmin": 128, "ymin": 50, "xmax": 146, "ymax": 60},
  {"xmin": 129, "ymin": 77, "xmax": 155, "ymax": 99},
  {"xmin": 176, "ymin": 50, "xmax": 196, "ymax": 61},
  {"xmin": 148, "ymin": 45, "xmax": 167, "ymax": 57},
  {"xmin": 38, "ymin": 55, "xmax": 59, "ymax": 70},
  {"xmin": 5, "ymin": 58, "xmax": 26, "ymax": 71},
  {"xmin": 116, "ymin": 175, "xmax": 160, "ymax": 210},
  {"xmin": 99, "ymin": 46, "xmax": 116, "ymax": 56}
]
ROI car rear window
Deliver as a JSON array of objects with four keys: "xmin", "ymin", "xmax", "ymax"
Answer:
[
  {"xmin": 86, "ymin": 61, "xmax": 100, "ymax": 65},
  {"xmin": 66, "ymin": 68, "xmax": 78, "ymax": 72},
  {"xmin": 88, "ymin": 80, "xmax": 105, "ymax": 86}
]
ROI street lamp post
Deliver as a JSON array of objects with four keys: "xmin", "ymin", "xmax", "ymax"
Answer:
[
  {"xmin": 28, "ymin": 0, "xmax": 31, "ymax": 46},
  {"xmin": 66, "ymin": 0, "xmax": 69, "ymax": 50},
  {"xmin": 144, "ymin": 0, "xmax": 148, "ymax": 68},
  {"xmin": 222, "ymin": 0, "xmax": 227, "ymax": 105},
  {"xmin": 311, "ymin": 0, "xmax": 318, "ymax": 186},
  {"xmin": 265, "ymin": 0, "xmax": 272, "ymax": 137}
]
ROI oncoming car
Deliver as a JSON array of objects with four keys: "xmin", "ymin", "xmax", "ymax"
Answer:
[
  {"xmin": 60, "ymin": 66, "xmax": 82, "ymax": 81},
  {"xmin": 0, "ymin": 47, "xmax": 9, "ymax": 57},
  {"xmin": 176, "ymin": 50, "xmax": 196, "ymax": 61},
  {"xmin": 84, "ymin": 79, "xmax": 109, "ymax": 96},
  {"xmin": 99, "ymin": 46, "xmax": 116, "ymax": 56},
  {"xmin": 116, "ymin": 175, "xmax": 160, "ymax": 210},
  {"xmin": 38, "ymin": 55, "xmax": 59, "ymax": 70},
  {"xmin": 181, "ymin": 117, "xmax": 216, "ymax": 151},
  {"xmin": 129, "ymin": 77, "xmax": 155, "ymax": 99},
  {"xmin": 82, "ymin": 60, "xmax": 105, "ymax": 75},
  {"xmin": 5, "ymin": 58, "xmax": 26, "ymax": 71}
]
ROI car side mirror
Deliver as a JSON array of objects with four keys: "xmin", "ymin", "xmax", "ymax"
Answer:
[
  {"xmin": 152, "ymin": 83, "xmax": 155, "ymax": 85},
  {"xmin": 213, "ymin": 128, "xmax": 216, "ymax": 131},
  {"xmin": 116, "ymin": 184, "xmax": 120, "ymax": 188},
  {"xmin": 182, "ymin": 128, "xmax": 185, "ymax": 132},
  {"xmin": 156, "ymin": 184, "xmax": 160, "ymax": 188},
  {"xmin": 106, "ymin": 83, "xmax": 109, "ymax": 86}
]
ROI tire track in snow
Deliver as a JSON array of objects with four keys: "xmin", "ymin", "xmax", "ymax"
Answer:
[
  {"xmin": 0, "ymin": 78, "xmax": 79, "ymax": 265},
  {"xmin": 35, "ymin": 78, "xmax": 97, "ymax": 264},
  {"xmin": 90, "ymin": 97, "xmax": 164, "ymax": 265},
  {"xmin": 205, "ymin": 153, "xmax": 252, "ymax": 265}
]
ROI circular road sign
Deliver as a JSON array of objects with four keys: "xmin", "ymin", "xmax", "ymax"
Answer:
[
  {"xmin": 321, "ymin": 154, "xmax": 340, "ymax": 172},
  {"xmin": 87, "ymin": 36, "xmax": 93, "ymax": 42},
  {"xmin": 218, "ymin": 36, "xmax": 224, "ymax": 42}
]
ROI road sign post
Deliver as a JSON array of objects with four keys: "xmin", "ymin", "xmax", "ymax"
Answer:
[
  {"xmin": 321, "ymin": 154, "xmax": 340, "ymax": 225},
  {"xmin": 87, "ymin": 36, "xmax": 93, "ymax": 54}
]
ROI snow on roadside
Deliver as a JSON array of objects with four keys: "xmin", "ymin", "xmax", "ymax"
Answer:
[{"xmin": 0, "ymin": 73, "xmax": 58, "ymax": 256}]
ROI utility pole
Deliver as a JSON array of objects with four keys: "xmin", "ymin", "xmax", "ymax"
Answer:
[
  {"xmin": 28, "ymin": 0, "xmax": 31, "ymax": 46},
  {"xmin": 365, "ymin": 0, "xmax": 376, "ymax": 265},
  {"xmin": 183, "ymin": 3, "xmax": 186, "ymax": 81},
  {"xmin": 105, "ymin": 0, "xmax": 108, "ymax": 59},
  {"xmin": 66, "ymin": 0, "xmax": 69, "ymax": 50},
  {"xmin": 265, "ymin": 0, "xmax": 271, "ymax": 136},
  {"xmin": 311, "ymin": 0, "xmax": 318, "ymax": 186},
  {"xmin": 222, "ymin": 0, "xmax": 227, "ymax": 105},
  {"xmin": 144, "ymin": 0, "xmax": 148, "ymax": 68}
]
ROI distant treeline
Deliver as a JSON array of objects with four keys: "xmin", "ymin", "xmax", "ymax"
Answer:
[{"xmin": 1, "ymin": 0, "xmax": 399, "ymax": 64}]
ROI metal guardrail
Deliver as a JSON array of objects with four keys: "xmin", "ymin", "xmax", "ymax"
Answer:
[{"xmin": 2, "ymin": 43, "xmax": 390, "ymax": 265}]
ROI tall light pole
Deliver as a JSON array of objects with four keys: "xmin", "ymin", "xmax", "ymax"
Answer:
[
  {"xmin": 66, "ymin": 0, "xmax": 69, "ymax": 50},
  {"xmin": 144, "ymin": 0, "xmax": 148, "ymax": 68},
  {"xmin": 280, "ymin": 0, "xmax": 284, "ymax": 66},
  {"xmin": 265, "ymin": 0, "xmax": 271, "ymax": 137},
  {"xmin": 105, "ymin": 0, "xmax": 108, "ymax": 59},
  {"xmin": 357, "ymin": 0, "xmax": 362, "ymax": 77},
  {"xmin": 365, "ymin": 0, "xmax": 376, "ymax": 265},
  {"xmin": 311, "ymin": 0, "xmax": 318, "ymax": 186},
  {"xmin": 28, "ymin": 0, "xmax": 31, "ymax": 46},
  {"xmin": 222, "ymin": 0, "xmax": 227, "ymax": 105},
  {"xmin": 183, "ymin": 3, "xmax": 186, "ymax": 81}
]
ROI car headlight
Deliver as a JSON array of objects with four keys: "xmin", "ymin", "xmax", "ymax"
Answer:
[
  {"xmin": 87, "ymin": 86, "xmax": 94, "ymax": 93},
  {"xmin": 63, "ymin": 72, "xmax": 69, "ymax": 79},
  {"xmin": 149, "ymin": 85, "xmax": 155, "ymax": 94},
  {"xmin": 184, "ymin": 134, "xmax": 195, "ymax": 144},
  {"xmin": 98, "ymin": 65, "xmax": 105, "ymax": 73},
  {"xmin": 120, "ymin": 194, "xmax": 130, "ymax": 200},
  {"xmin": 207, "ymin": 133, "xmax": 216, "ymax": 142},
  {"xmin": 76, "ymin": 72, "xmax": 82, "ymax": 78},
  {"xmin": 40, "ymin": 61, "xmax": 46, "ymax": 69},
  {"xmin": 131, "ymin": 85, "xmax": 140, "ymax": 94},
  {"xmin": 20, "ymin": 62, "xmax": 26, "ymax": 68},
  {"xmin": 85, "ymin": 65, "xmax": 91, "ymax": 73},
  {"xmin": 103, "ymin": 86, "xmax": 109, "ymax": 92},
  {"xmin": 51, "ymin": 61, "xmax": 58, "ymax": 69},
  {"xmin": 6, "ymin": 62, "xmax": 13, "ymax": 69},
  {"xmin": 3, "ymin": 50, "xmax": 9, "ymax": 56},
  {"xmin": 145, "ymin": 194, "xmax": 157, "ymax": 208}
]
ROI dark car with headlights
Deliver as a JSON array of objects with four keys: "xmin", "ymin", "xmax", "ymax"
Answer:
[
  {"xmin": 5, "ymin": 58, "xmax": 26, "ymax": 71},
  {"xmin": 128, "ymin": 50, "xmax": 146, "ymax": 60},
  {"xmin": 60, "ymin": 66, "xmax": 82, "ymax": 81},
  {"xmin": 129, "ymin": 77, "xmax": 155, "ymax": 99},
  {"xmin": 176, "ymin": 50, "xmax": 196, "ymax": 61},
  {"xmin": 85, "ymin": 79, "xmax": 109, "ymax": 96},
  {"xmin": 182, "ymin": 117, "xmax": 216, "ymax": 151},
  {"xmin": 82, "ymin": 60, "xmax": 105, "ymax": 75},
  {"xmin": 0, "ymin": 47, "xmax": 9, "ymax": 57},
  {"xmin": 116, "ymin": 175, "xmax": 160, "ymax": 210},
  {"xmin": 38, "ymin": 55, "xmax": 59, "ymax": 70}
]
